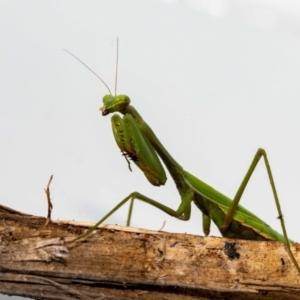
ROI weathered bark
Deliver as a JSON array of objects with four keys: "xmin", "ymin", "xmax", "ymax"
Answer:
[{"xmin": 0, "ymin": 204, "xmax": 299, "ymax": 300}]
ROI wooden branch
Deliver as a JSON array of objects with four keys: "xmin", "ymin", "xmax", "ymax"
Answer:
[{"xmin": 0, "ymin": 204, "xmax": 300, "ymax": 300}]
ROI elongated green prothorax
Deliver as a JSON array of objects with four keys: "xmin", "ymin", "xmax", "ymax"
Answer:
[{"xmin": 65, "ymin": 40, "xmax": 300, "ymax": 275}]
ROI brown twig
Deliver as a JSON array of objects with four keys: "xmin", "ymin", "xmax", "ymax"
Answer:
[{"xmin": 44, "ymin": 175, "xmax": 53, "ymax": 226}]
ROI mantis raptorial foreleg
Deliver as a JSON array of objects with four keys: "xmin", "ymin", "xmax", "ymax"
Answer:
[{"xmin": 64, "ymin": 41, "xmax": 300, "ymax": 275}]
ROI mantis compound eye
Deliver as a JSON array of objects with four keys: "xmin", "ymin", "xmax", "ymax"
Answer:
[
  {"xmin": 100, "ymin": 95, "xmax": 114, "ymax": 116},
  {"xmin": 115, "ymin": 94, "xmax": 131, "ymax": 109}
]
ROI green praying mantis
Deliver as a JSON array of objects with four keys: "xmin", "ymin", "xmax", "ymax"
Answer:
[{"xmin": 64, "ymin": 42, "xmax": 300, "ymax": 275}]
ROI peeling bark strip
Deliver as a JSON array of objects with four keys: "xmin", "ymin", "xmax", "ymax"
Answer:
[
  {"xmin": 1, "ymin": 237, "xmax": 68, "ymax": 262},
  {"xmin": 0, "ymin": 204, "xmax": 299, "ymax": 299}
]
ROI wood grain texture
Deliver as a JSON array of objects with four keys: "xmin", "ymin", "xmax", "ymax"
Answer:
[{"xmin": 0, "ymin": 204, "xmax": 299, "ymax": 300}]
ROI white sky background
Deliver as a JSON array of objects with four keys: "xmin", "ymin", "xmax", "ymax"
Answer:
[{"xmin": 1, "ymin": 1, "xmax": 300, "ymax": 298}]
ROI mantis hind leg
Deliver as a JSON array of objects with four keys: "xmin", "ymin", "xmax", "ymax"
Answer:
[
  {"xmin": 127, "ymin": 192, "xmax": 192, "ymax": 226},
  {"xmin": 70, "ymin": 191, "xmax": 193, "ymax": 242},
  {"xmin": 223, "ymin": 148, "xmax": 300, "ymax": 274}
]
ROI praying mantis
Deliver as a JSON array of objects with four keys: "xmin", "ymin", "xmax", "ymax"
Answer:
[{"xmin": 64, "ymin": 41, "xmax": 300, "ymax": 274}]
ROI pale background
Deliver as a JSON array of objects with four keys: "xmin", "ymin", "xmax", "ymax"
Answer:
[{"xmin": 1, "ymin": 1, "xmax": 300, "ymax": 299}]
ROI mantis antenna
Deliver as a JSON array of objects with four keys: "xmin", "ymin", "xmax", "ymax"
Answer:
[
  {"xmin": 114, "ymin": 37, "xmax": 119, "ymax": 96},
  {"xmin": 63, "ymin": 49, "xmax": 112, "ymax": 95}
]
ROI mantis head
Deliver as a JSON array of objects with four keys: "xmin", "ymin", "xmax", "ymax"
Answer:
[{"xmin": 100, "ymin": 94, "xmax": 131, "ymax": 116}]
